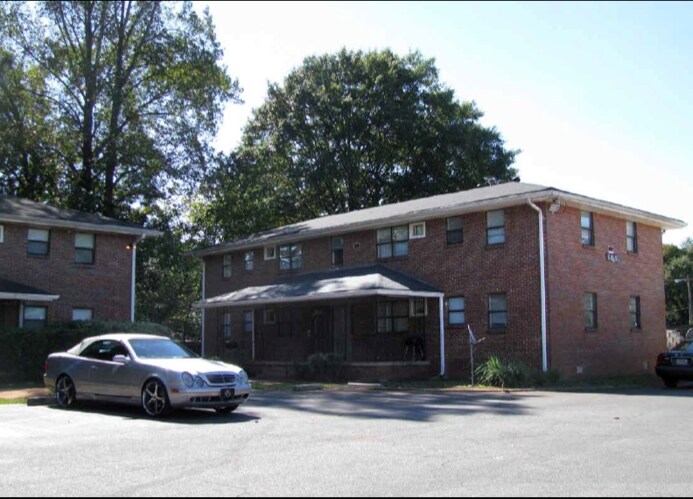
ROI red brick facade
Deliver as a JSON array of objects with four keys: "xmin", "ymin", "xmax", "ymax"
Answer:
[
  {"xmin": 0, "ymin": 221, "xmax": 137, "ymax": 327},
  {"xmin": 546, "ymin": 207, "xmax": 666, "ymax": 378},
  {"xmin": 202, "ymin": 200, "xmax": 669, "ymax": 381}
]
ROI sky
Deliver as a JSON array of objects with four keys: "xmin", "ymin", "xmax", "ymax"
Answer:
[{"xmin": 195, "ymin": 1, "xmax": 692, "ymax": 245}]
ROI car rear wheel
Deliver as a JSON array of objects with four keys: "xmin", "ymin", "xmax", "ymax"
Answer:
[
  {"xmin": 142, "ymin": 379, "xmax": 170, "ymax": 418},
  {"xmin": 55, "ymin": 375, "xmax": 76, "ymax": 409},
  {"xmin": 215, "ymin": 405, "xmax": 239, "ymax": 415},
  {"xmin": 663, "ymin": 377, "xmax": 679, "ymax": 389}
]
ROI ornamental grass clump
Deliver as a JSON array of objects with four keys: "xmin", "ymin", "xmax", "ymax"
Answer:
[{"xmin": 475, "ymin": 356, "xmax": 532, "ymax": 388}]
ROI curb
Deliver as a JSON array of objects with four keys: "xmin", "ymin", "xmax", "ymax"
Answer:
[
  {"xmin": 27, "ymin": 397, "xmax": 54, "ymax": 407},
  {"xmin": 293, "ymin": 384, "xmax": 324, "ymax": 392}
]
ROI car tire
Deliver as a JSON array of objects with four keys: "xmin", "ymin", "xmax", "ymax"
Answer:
[
  {"xmin": 663, "ymin": 377, "xmax": 679, "ymax": 389},
  {"xmin": 55, "ymin": 375, "xmax": 76, "ymax": 409},
  {"xmin": 215, "ymin": 405, "xmax": 239, "ymax": 415},
  {"xmin": 141, "ymin": 379, "xmax": 170, "ymax": 418}
]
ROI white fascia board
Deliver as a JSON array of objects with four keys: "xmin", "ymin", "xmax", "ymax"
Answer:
[
  {"xmin": 0, "ymin": 293, "xmax": 60, "ymax": 302},
  {"xmin": 194, "ymin": 289, "xmax": 444, "ymax": 309},
  {"xmin": 0, "ymin": 215, "xmax": 163, "ymax": 237}
]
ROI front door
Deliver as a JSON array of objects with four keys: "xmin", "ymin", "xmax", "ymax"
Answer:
[
  {"xmin": 0, "ymin": 301, "xmax": 19, "ymax": 330},
  {"xmin": 313, "ymin": 309, "xmax": 332, "ymax": 354},
  {"xmin": 332, "ymin": 306, "xmax": 347, "ymax": 359}
]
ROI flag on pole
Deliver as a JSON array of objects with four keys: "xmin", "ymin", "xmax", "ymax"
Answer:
[{"xmin": 468, "ymin": 324, "xmax": 478, "ymax": 345}]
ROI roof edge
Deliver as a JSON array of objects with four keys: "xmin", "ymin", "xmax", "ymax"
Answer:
[{"xmin": 0, "ymin": 214, "xmax": 163, "ymax": 237}]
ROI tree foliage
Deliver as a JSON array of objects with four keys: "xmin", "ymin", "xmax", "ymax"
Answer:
[
  {"xmin": 197, "ymin": 49, "xmax": 518, "ymax": 241},
  {"xmin": 664, "ymin": 238, "xmax": 693, "ymax": 326},
  {"xmin": 0, "ymin": 1, "xmax": 240, "ymax": 217}
]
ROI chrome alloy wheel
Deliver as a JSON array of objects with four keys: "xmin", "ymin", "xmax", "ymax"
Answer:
[
  {"xmin": 142, "ymin": 379, "xmax": 169, "ymax": 417},
  {"xmin": 55, "ymin": 375, "xmax": 76, "ymax": 408}
]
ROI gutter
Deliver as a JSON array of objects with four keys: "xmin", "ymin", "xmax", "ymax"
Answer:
[{"xmin": 527, "ymin": 199, "xmax": 548, "ymax": 372}]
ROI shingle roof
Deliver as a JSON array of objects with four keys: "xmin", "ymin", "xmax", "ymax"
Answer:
[
  {"xmin": 0, "ymin": 277, "xmax": 60, "ymax": 301},
  {"xmin": 0, "ymin": 196, "xmax": 161, "ymax": 237},
  {"xmin": 196, "ymin": 264, "xmax": 443, "ymax": 308},
  {"xmin": 193, "ymin": 182, "xmax": 686, "ymax": 257}
]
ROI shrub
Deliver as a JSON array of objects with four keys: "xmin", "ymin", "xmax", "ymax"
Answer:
[
  {"xmin": 0, "ymin": 321, "xmax": 171, "ymax": 382},
  {"xmin": 475, "ymin": 356, "xmax": 531, "ymax": 388}
]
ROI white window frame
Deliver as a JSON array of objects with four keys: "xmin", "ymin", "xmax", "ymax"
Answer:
[
  {"xmin": 244, "ymin": 250, "xmax": 254, "ymax": 271},
  {"xmin": 27, "ymin": 228, "xmax": 50, "ymax": 256},
  {"xmin": 72, "ymin": 308, "xmax": 93, "ymax": 321},
  {"xmin": 75, "ymin": 233, "xmax": 95, "ymax": 264},
  {"xmin": 264, "ymin": 246, "xmax": 276, "ymax": 260},
  {"xmin": 0, "ymin": 224, "xmax": 4, "ymax": 243},
  {"xmin": 409, "ymin": 221, "xmax": 426, "ymax": 239},
  {"xmin": 222, "ymin": 254, "xmax": 232, "ymax": 278},
  {"xmin": 23, "ymin": 306, "xmax": 47, "ymax": 330},
  {"xmin": 264, "ymin": 308, "xmax": 277, "ymax": 325},
  {"xmin": 447, "ymin": 297, "xmax": 466, "ymax": 325},
  {"xmin": 486, "ymin": 210, "xmax": 506, "ymax": 245},
  {"xmin": 409, "ymin": 298, "xmax": 428, "ymax": 317}
]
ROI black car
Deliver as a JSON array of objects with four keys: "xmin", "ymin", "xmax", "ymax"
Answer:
[{"xmin": 656, "ymin": 339, "xmax": 693, "ymax": 388}]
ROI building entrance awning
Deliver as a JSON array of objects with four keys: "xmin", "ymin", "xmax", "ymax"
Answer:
[
  {"xmin": 196, "ymin": 264, "xmax": 443, "ymax": 309},
  {"xmin": 0, "ymin": 278, "xmax": 60, "ymax": 302}
]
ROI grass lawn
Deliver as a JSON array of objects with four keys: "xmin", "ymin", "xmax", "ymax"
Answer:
[{"xmin": 0, "ymin": 398, "xmax": 26, "ymax": 405}]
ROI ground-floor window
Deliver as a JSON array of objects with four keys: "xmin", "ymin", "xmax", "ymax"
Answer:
[
  {"xmin": 23, "ymin": 306, "xmax": 47, "ymax": 330},
  {"xmin": 377, "ymin": 300, "xmax": 409, "ymax": 333},
  {"xmin": 488, "ymin": 293, "xmax": 508, "ymax": 330},
  {"xmin": 72, "ymin": 308, "xmax": 93, "ymax": 321}
]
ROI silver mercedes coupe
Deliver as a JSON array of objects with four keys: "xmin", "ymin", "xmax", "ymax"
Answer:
[{"xmin": 44, "ymin": 334, "xmax": 251, "ymax": 417}]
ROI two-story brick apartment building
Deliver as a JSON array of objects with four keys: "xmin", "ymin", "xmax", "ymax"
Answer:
[
  {"xmin": 0, "ymin": 196, "xmax": 161, "ymax": 330},
  {"xmin": 193, "ymin": 182, "xmax": 686, "ymax": 380}
]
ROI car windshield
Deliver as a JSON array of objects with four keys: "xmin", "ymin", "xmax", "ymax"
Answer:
[
  {"xmin": 128, "ymin": 339, "xmax": 198, "ymax": 359},
  {"xmin": 675, "ymin": 341, "xmax": 693, "ymax": 353}
]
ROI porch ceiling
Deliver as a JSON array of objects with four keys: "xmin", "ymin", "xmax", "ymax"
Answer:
[
  {"xmin": 0, "ymin": 278, "xmax": 60, "ymax": 302},
  {"xmin": 196, "ymin": 264, "xmax": 443, "ymax": 309}
]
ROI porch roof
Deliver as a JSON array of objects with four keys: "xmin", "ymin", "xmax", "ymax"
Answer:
[
  {"xmin": 0, "ymin": 278, "xmax": 60, "ymax": 302},
  {"xmin": 196, "ymin": 264, "xmax": 443, "ymax": 309}
]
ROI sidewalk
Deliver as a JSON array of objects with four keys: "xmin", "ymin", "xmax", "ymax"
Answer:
[{"xmin": 0, "ymin": 385, "xmax": 48, "ymax": 401}]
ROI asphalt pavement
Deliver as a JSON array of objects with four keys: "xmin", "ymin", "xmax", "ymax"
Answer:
[{"xmin": 1, "ymin": 387, "xmax": 691, "ymax": 496}]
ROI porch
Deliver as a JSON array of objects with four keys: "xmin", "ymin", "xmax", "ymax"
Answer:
[
  {"xmin": 0, "ymin": 278, "xmax": 60, "ymax": 330},
  {"xmin": 197, "ymin": 265, "xmax": 446, "ymax": 380}
]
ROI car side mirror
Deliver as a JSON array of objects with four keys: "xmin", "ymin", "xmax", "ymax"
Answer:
[{"xmin": 113, "ymin": 355, "xmax": 130, "ymax": 364}]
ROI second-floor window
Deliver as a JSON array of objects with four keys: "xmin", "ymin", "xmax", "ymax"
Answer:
[
  {"xmin": 75, "ymin": 233, "xmax": 95, "ymax": 264},
  {"xmin": 27, "ymin": 228, "xmax": 50, "ymax": 256},
  {"xmin": 280, "ymin": 243, "xmax": 302, "ymax": 270},
  {"xmin": 446, "ymin": 217, "xmax": 463, "ymax": 245},
  {"xmin": 377, "ymin": 225, "xmax": 408, "ymax": 259},
  {"xmin": 245, "ymin": 251, "xmax": 254, "ymax": 271},
  {"xmin": 331, "ymin": 237, "xmax": 344, "ymax": 266},
  {"xmin": 486, "ymin": 210, "xmax": 505, "ymax": 245},
  {"xmin": 222, "ymin": 254, "xmax": 232, "ymax": 278},
  {"xmin": 581, "ymin": 212, "xmax": 594, "ymax": 246},
  {"xmin": 626, "ymin": 221, "xmax": 638, "ymax": 254}
]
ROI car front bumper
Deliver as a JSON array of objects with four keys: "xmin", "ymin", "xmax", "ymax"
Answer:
[{"xmin": 167, "ymin": 383, "xmax": 252, "ymax": 409}]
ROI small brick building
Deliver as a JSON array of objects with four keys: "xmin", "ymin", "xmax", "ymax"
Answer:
[
  {"xmin": 0, "ymin": 196, "xmax": 160, "ymax": 330},
  {"xmin": 193, "ymin": 182, "xmax": 686, "ymax": 380}
]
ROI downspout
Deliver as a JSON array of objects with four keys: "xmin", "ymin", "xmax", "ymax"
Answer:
[
  {"xmin": 131, "ymin": 236, "xmax": 144, "ymax": 323},
  {"xmin": 439, "ymin": 296, "xmax": 446, "ymax": 377},
  {"xmin": 201, "ymin": 260, "xmax": 206, "ymax": 358},
  {"xmin": 19, "ymin": 302, "xmax": 24, "ymax": 328},
  {"xmin": 527, "ymin": 200, "xmax": 548, "ymax": 372}
]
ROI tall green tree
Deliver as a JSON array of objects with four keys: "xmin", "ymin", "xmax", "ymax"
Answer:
[
  {"xmin": 197, "ymin": 49, "xmax": 518, "ymax": 241},
  {"xmin": 664, "ymin": 239, "xmax": 693, "ymax": 326},
  {"xmin": 0, "ymin": 1, "xmax": 240, "ymax": 217},
  {"xmin": 0, "ymin": 50, "xmax": 59, "ymax": 201}
]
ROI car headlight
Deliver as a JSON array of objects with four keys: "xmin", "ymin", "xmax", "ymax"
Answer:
[
  {"xmin": 182, "ymin": 372, "xmax": 194, "ymax": 387},
  {"xmin": 238, "ymin": 370, "xmax": 249, "ymax": 385},
  {"xmin": 194, "ymin": 376, "xmax": 205, "ymax": 388}
]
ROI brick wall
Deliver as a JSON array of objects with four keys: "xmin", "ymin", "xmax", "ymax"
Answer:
[
  {"xmin": 203, "ymin": 204, "xmax": 545, "ymax": 378},
  {"xmin": 546, "ymin": 207, "xmax": 666, "ymax": 378},
  {"xmin": 0, "ymin": 222, "xmax": 136, "ymax": 324}
]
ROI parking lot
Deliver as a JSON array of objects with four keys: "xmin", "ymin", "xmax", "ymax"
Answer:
[{"xmin": 1, "ymin": 387, "xmax": 692, "ymax": 496}]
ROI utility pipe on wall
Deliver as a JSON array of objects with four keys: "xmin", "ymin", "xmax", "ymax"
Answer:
[
  {"xmin": 201, "ymin": 261, "xmax": 206, "ymax": 358},
  {"xmin": 439, "ymin": 296, "xmax": 446, "ymax": 377},
  {"xmin": 527, "ymin": 199, "xmax": 548, "ymax": 372}
]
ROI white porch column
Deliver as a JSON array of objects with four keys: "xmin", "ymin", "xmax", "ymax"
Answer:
[{"xmin": 439, "ymin": 296, "xmax": 446, "ymax": 377}]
